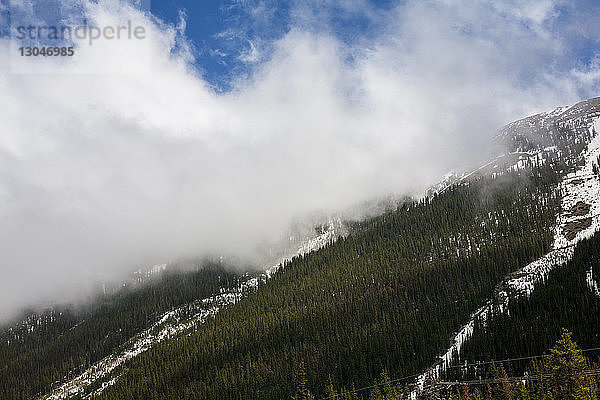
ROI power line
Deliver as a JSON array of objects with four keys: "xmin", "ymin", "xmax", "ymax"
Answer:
[
  {"xmin": 317, "ymin": 372, "xmax": 422, "ymax": 400},
  {"xmin": 438, "ymin": 369, "xmax": 600, "ymax": 387},
  {"xmin": 432, "ymin": 346, "xmax": 600, "ymax": 371},
  {"xmin": 317, "ymin": 346, "xmax": 600, "ymax": 400}
]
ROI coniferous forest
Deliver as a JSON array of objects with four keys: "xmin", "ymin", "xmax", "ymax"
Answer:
[
  {"xmin": 0, "ymin": 264, "xmax": 240, "ymax": 400},
  {"xmin": 446, "ymin": 232, "xmax": 600, "ymax": 380},
  {"xmin": 84, "ymin": 168, "xmax": 565, "ymax": 400}
]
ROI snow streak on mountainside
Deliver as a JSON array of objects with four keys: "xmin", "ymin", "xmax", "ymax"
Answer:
[
  {"xmin": 41, "ymin": 296, "xmax": 227, "ymax": 400},
  {"xmin": 587, "ymin": 268, "xmax": 600, "ymax": 298},
  {"xmin": 415, "ymin": 105, "xmax": 600, "ymax": 393},
  {"xmin": 38, "ymin": 221, "xmax": 340, "ymax": 400}
]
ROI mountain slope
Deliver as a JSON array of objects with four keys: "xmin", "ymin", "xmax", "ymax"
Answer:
[
  {"xmin": 2, "ymin": 98, "xmax": 600, "ymax": 400},
  {"xmin": 0, "ymin": 264, "xmax": 241, "ymax": 400},
  {"xmin": 416, "ymin": 115, "xmax": 600, "ymax": 392}
]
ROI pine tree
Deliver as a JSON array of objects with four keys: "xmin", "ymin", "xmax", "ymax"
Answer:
[
  {"xmin": 326, "ymin": 376, "xmax": 339, "ymax": 399},
  {"xmin": 293, "ymin": 362, "xmax": 313, "ymax": 400},
  {"xmin": 543, "ymin": 329, "xmax": 596, "ymax": 400},
  {"xmin": 500, "ymin": 366, "xmax": 513, "ymax": 400},
  {"xmin": 485, "ymin": 384, "xmax": 493, "ymax": 400}
]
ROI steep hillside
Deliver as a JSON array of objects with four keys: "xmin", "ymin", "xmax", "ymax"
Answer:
[
  {"xmin": 89, "ymin": 169, "xmax": 560, "ymax": 400},
  {"xmin": 0, "ymin": 264, "xmax": 241, "ymax": 400},
  {"xmin": 0, "ymin": 221, "xmax": 342, "ymax": 400},
  {"xmin": 423, "ymin": 117, "xmax": 600, "ymax": 387},
  {"xmin": 445, "ymin": 232, "xmax": 600, "ymax": 382}
]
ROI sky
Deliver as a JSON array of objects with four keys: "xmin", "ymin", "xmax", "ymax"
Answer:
[
  {"xmin": 0, "ymin": 0, "xmax": 600, "ymax": 321},
  {"xmin": 148, "ymin": 0, "xmax": 600, "ymax": 92},
  {"xmin": 149, "ymin": 0, "xmax": 399, "ymax": 91}
]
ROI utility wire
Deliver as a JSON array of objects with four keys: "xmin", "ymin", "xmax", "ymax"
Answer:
[
  {"xmin": 317, "ymin": 346, "xmax": 600, "ymax": 400},
  {"xmin": 439, "ymin": 369, "xmax": 600, "ymax": 387}
]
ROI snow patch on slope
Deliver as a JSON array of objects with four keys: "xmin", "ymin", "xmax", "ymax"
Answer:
[
  {"xmin": 587, "ymin": 268, "xmax": 600, "ymax": 298},
  {"xmin": 41, "ymin": 296, "xmax": 226, "ymax": 400}
]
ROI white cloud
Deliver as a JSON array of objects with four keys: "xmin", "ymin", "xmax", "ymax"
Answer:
[{"xmin": 0, "ymin": 0, "xmax": 598, "ymax": 320}]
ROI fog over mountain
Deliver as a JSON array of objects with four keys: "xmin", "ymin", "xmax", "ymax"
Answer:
[{"xmin": 0, "ymin": 0, "xmax": 599, "ymax": 321}]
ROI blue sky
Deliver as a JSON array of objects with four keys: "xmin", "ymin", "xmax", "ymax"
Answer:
[
  {"xmin": 148, "ymin": 0, "xmax": 600, "ymax": 92},
  {"xmin": 2, "ymin": 0, "xmax": 600, "ymax": 92},
  {"xmin": 149, "ymin": 1, "xmax": 290, "ymax": 90},
  {"xmin": 149, "ymin": 0, "xmax": 399, "ymax": 90},
  {"xmin": 1, "ymin": 0, "xmax": 398, "ymax": 89}
]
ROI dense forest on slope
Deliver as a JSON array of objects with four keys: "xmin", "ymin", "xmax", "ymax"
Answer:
[
  {"xmin": 443, "ymin": 232, "xmax": 600, "ymax": 383},
  {"xmin": 0, "ymin": 264, "xmax": 240, "ymax": 400},
  {"xmin": 88, "ymin": 168, "xmax": 562, "ymax": 400}
]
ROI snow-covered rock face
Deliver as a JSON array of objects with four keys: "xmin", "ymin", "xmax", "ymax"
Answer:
[
  {"xmin": 497, "ymin": 98, "xmax": 600, "ymax": 156},
  {"xmin": 430, "ymin": 98, "xmax": 600, "ymax": 195},
  {"xmin": 555, "ymin": 118, "xmax": 600, "ymax": 247}
]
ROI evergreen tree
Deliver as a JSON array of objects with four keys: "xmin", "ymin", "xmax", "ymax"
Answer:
[
  {"xmin": 293, "ymin": 362, "xmax": 313, "ymax": 400},
  {"xmin": 543, "ymin": 329, "xmax": 597, "ymax": 400}
]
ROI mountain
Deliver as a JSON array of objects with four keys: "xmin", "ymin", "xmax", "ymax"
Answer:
[{"xmin": 1, "ymin": 98, "xmax": 600, "ymax": 400}]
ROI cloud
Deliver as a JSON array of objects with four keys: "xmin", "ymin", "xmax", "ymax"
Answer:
[{"xmin": 0, "ymin": 0, "xmax": 599, "ymax": 321}]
